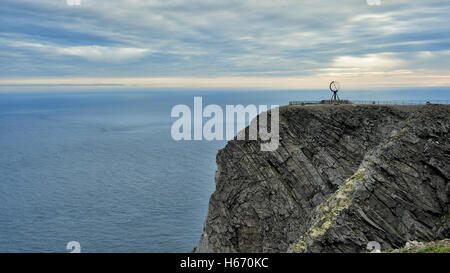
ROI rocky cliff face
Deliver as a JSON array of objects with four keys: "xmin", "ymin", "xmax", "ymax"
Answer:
[{"xmin": 195, "ymin": 104, "xmax": 449, "ymax": 253}]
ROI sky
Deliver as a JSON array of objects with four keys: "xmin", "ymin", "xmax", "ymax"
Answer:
[{"xmin": 1, "ymin": 0, "xmax": 450, "ymax": 90}]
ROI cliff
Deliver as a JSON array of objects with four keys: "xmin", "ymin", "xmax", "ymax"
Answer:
[{"xmin": 195, "ymin": 104, "xmax": 449, "ymax": 253}]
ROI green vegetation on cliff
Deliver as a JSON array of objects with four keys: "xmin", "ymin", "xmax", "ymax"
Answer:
[
  {"xmin": 293, "ymin": 166, "xmax": 367, "ymax": 253},
  {"xmin": 386, "ymin": 239, "xmax": 450, "ymax": 253}
]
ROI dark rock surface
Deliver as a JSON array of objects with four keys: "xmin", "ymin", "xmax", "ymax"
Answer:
[{"xmin": 195, "ymin": 104, "xmax": 449, "ymax": 253}]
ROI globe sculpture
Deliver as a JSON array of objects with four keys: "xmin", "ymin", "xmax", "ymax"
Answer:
[{"xmin": 329, "ymin": 81, "xmax": 341, "ymax": 101}]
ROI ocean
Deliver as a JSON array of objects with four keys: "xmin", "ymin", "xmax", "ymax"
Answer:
[{"xmin": 0, "ymin": 88, "xmax": 449, "ymax": 253}]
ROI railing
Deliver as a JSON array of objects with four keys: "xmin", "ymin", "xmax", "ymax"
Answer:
[
  {"xmin": 351, "ymin": 100, "xmax": 450, "ymax": 105},
  {"xmin": 289, "ymin": 101, "xmax": 321, "ymax": 105},
  {"xmin": 289, "ymin": 100, "xmax": 450, "ymax": 106}
]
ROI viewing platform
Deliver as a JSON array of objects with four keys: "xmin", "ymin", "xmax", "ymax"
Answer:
[{"xmin": 289, "ymin": 100, "xmax": 450, "ymax": 106}]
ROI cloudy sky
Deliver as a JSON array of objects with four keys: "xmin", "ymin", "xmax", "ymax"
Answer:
[{"xmin": 1, "ymin": 0, "xmax": 450, "ymax": 90}]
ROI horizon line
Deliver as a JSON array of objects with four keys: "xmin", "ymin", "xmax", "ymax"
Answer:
[{"xmin": 1, "ymin": 75, "xmax": 450, "ymax": 91}]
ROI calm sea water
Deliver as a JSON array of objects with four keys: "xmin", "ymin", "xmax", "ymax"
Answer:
[{"xmin": 0, "ymin": 88, "xmax": 449, "ymax": 253}]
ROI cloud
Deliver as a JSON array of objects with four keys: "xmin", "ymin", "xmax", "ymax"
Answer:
[
  {"xmin": 59, "ymin": 46, "xmax": 149, "ymax": 62},
  {"xmin": 8, "ymin": 41, "xmax": 151, "ymax": 63},
  {"xmin": 332, "ymin": 53, "xmax": 403, "ymax": 70},
  {"xmin": 0, "ymin": 0, "xmax": 449, "ymax": 87}
]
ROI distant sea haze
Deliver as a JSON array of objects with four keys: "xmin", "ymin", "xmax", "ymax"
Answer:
[{"xmin": 0, "ymin": 88, "xmax": 448, "ymax": 252}]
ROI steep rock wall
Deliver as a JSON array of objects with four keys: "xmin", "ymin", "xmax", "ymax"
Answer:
[{"xmin": 195, "ymin": 104, "xmax": 449, "ymax": 253}]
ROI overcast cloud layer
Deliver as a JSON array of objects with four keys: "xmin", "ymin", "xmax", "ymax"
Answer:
[{"xmin": 1, "ymin": 0, "xmax": 450, "ymax": 89}]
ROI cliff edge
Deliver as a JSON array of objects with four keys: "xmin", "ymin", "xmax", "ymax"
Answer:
[{"xmin": 195, "ymin": 104, "xmax": 449, "ymax": 253}]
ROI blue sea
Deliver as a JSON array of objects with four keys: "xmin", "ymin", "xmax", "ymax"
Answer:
[{"xmin": 0, "ymin": 88, "xmax": 449, "ymax": 253}]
